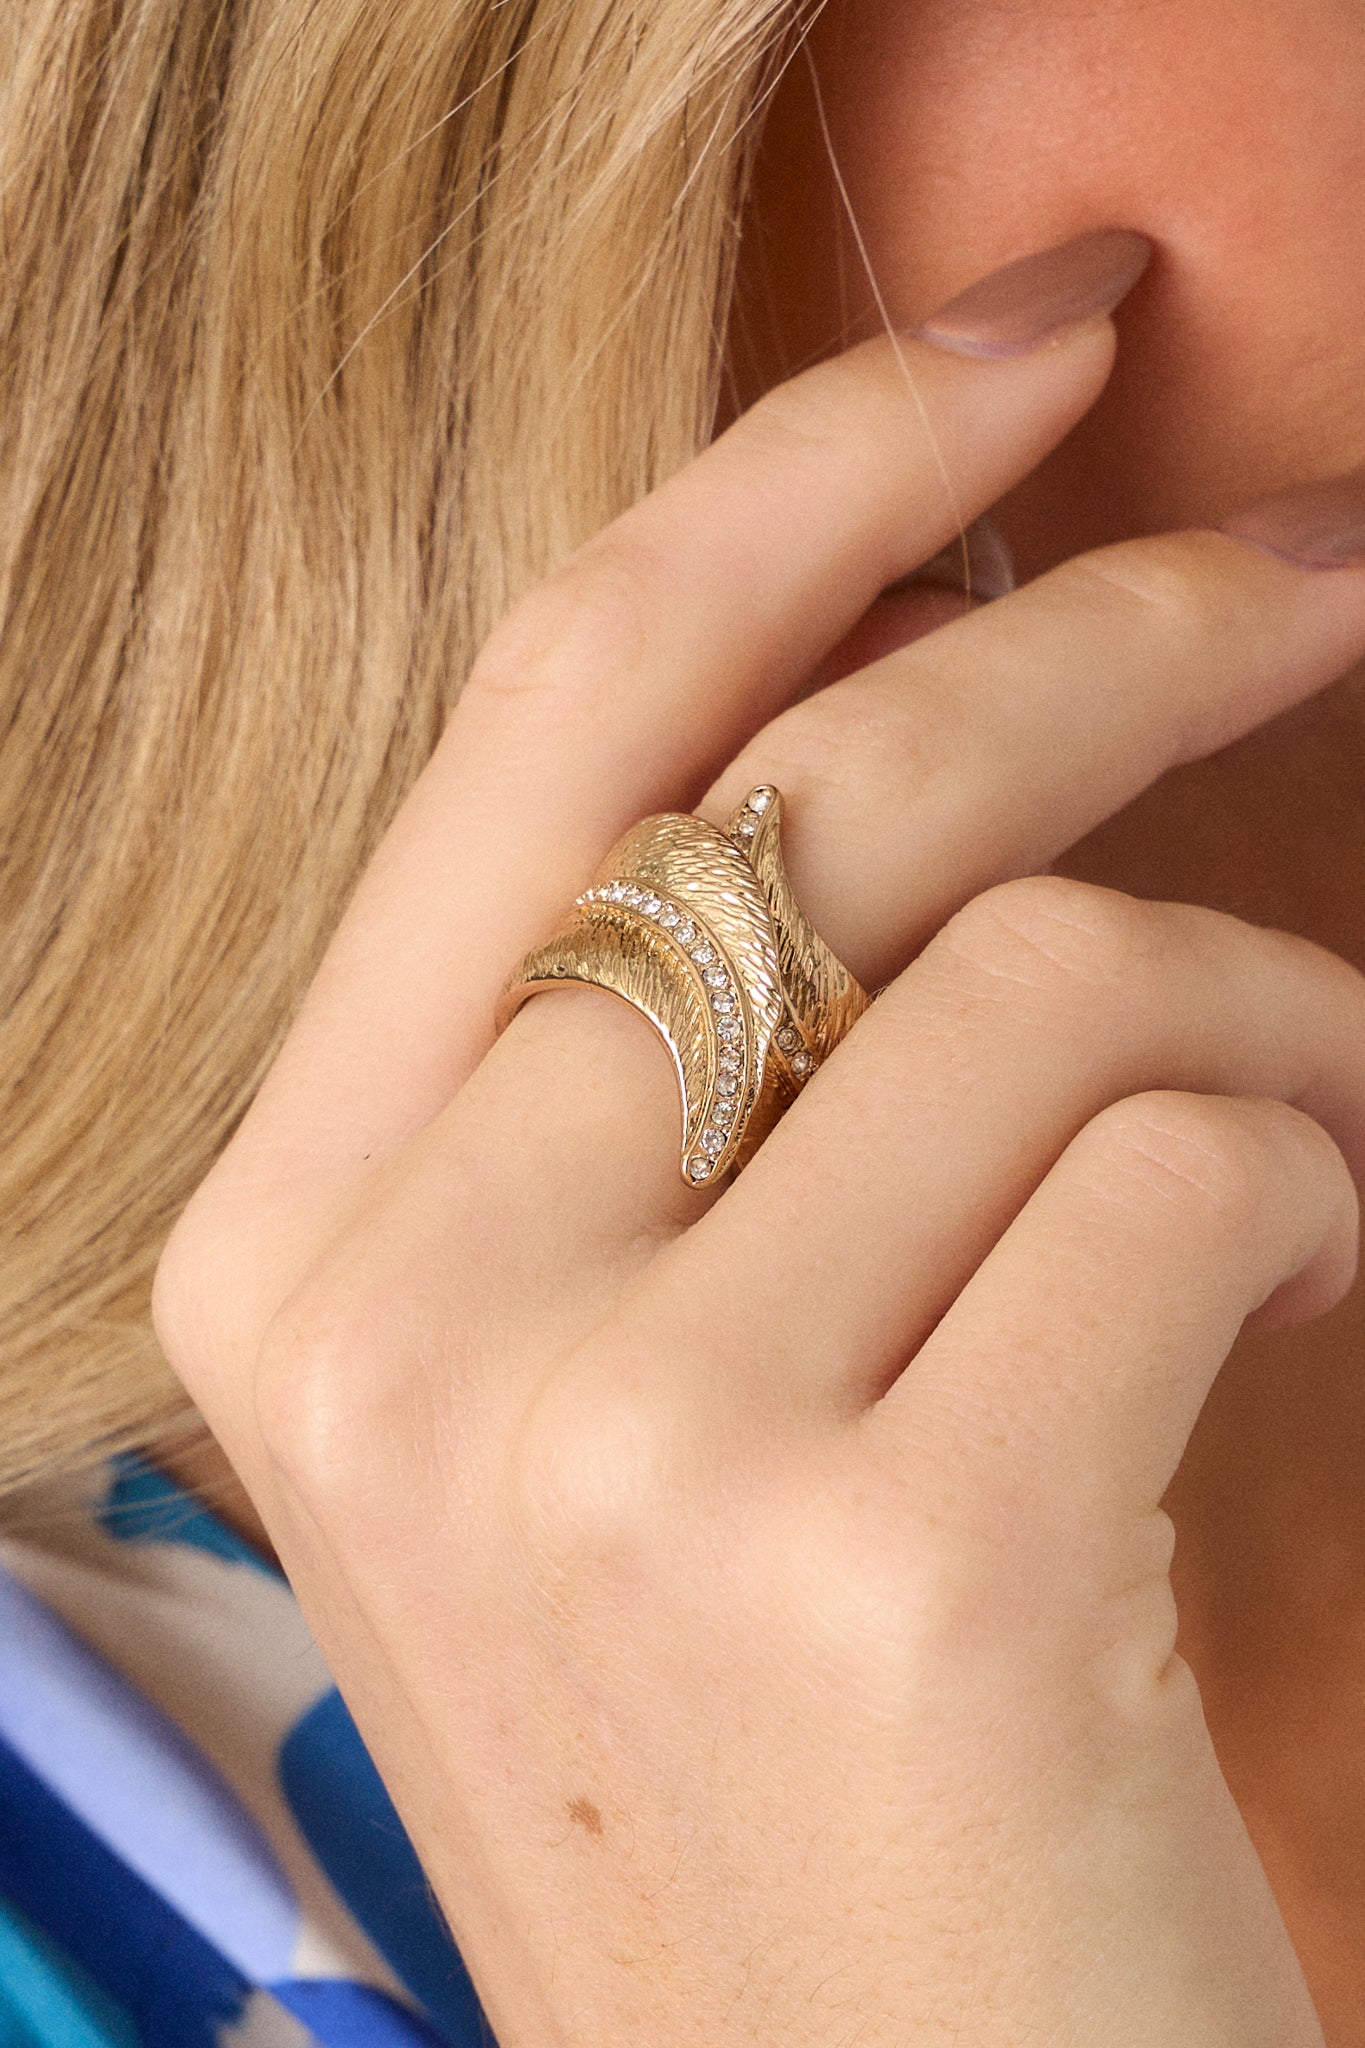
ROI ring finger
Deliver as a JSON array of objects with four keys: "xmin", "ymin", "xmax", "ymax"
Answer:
[{"xmin": 644, "ymin": 875, "xmax": 1365, "ymax": 1417}]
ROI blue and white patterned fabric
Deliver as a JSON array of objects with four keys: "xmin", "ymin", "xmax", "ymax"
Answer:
[{"xmin": 0, "ymin": 1456, "xmax": 494, "ymax": 2047}]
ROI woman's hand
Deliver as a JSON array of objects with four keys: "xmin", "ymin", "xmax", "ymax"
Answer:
[{"xmin": 153, "ymin": 293, "xmax": 1365, "ymax": 2045}]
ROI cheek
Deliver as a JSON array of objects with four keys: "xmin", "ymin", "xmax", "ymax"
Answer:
[
  {"xmin": 748, "ymin": 0, "xmax": 1365, "ymax": 565},
  {"xmin": 822, "ymin": 0, "xmax": 1365, "ymax": 301}
]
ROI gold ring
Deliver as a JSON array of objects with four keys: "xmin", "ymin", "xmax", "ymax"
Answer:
[{"xmin": 495, "ymin": 787, "xmax": 870, "ymax": 1185}]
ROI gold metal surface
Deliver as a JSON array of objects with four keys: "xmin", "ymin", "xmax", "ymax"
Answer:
[{"xmin": 495, "ymin": 786, "xmax": 870, "ymax": 1185}]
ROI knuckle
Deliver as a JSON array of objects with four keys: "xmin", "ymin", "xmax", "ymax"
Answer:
[
  {"xmin": 1254, "ymin": 917, "xmax": 1365, "ymax": 1002},
  {"xmin": 738, "ymin": 373, "xmax": 848, "ymax": 465},
  {"xmin": 463, "ymin": 534, "xmax": 661, "ymax": 723},
  {"xmin": 251, "ymin": 1284, "xmax": 397, "ymax": 1514},
  {"xmin": 150, "ymin": 1201, "xmax": 217, "ymax": 1381},
  {"xmin": 746, "ymin": 677, "xmax": 931, "ymax": 806},
  {"xmin": 755, "ymin": 1487, "xmax": 987, "ymax": 1712},
  {"xmin": 937, "ymin": 874, "xmax": 1158, "ymax": 998},
  {"xmin": 765, "ymin": 1438, "xmax": 1050, "ymax": 1707},
  {"xmin": 783, "ymin": 1558, "xmax": 965, "ymax": 1711},
  {"xmin": 1080, "ymin": 1089, "xmax": 1295, "ymax": 1228},
  {"xmin": 507, "ymin": 1363, "xmax": 684, "ymax": 1576},
  {"xmin": 1059, "ymin": 533, "xmax": 1225, "ymax": 642},
  {"xmin": 1086, "ymin": 1553, "xmax": 1186, "ymax": 1727},
  {"xmin": 152, "ymin": 1183, "xmax": 260, "ymax": 1390},
  {"xmin": 733, "ymin": 340, "xmax": 905, "ymax": 466}
]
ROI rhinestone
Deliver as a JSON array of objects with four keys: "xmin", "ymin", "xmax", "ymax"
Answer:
[
  {"xmin": 776, "ymin": 1024, "xmax": 801, "ymax": 1052},
  {"xmin": 718, "ymin": 1048, "xmax": 742, "ymax": 1072},
  {"xmin": 717, "ymin": 1019, "xmax": 742, "ymax": 1043},
  {"xmin": 674, "ymin": 920, "xmax": 697, "ymax": 945},
  {"xmin": 701, "ymin": 1127, "xmax": 726, "ymax": 1156},
  {"xmin": 609, "ymin": 881, "xmax": 628, "ymax": 900},
  {"xmin": 791, "ymin": 1050, "xmax": 813, "ymax": 1076},
  {"xmin": 622, "ymin": 885, "xmax": 643, "ymax": 906},
  {"xmin": 703, "ymin": 964, "xmax": 728, "ymax": 988},
  {"xmin": 749, "ymin": 787, "xmax": 774, "ymax": 814},
  {"xmin": 711, "ymin": 992, "xmax": 736, "ymax": 1014},
  {"xmin": 658, "ymin": 905, "xmax": 681, "ymax": 928},
  {"xmin": 711, "ymin": 1106, "xmax": 734, "ymax": 1130},
  {"xmin": 690, "ymin": 941, "xmax": 715, "ymax": 965},
  {"xmin": 686, "ymin": 1154, "xmax": 713, "ymax": 1182},
  {"xmin": 640, "ymin": 893, "xmax": 662, "ymax": 916},
  {"xmin": 716, "ymin": 1072, "xmax": 739, "ymax": 1096},
  {"xmin": 734, "ymin": 817, "xmax": 757, "ymax": 839}
]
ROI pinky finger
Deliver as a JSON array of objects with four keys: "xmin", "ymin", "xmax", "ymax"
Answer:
[{"xmin": 866, "ymin": 1091, "xmax": 1359, "ymax": 1543}]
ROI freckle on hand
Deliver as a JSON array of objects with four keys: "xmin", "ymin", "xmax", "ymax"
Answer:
[{"xmin": 566, "ymin": 1796, "xmax": 604, "ymax": 1839}]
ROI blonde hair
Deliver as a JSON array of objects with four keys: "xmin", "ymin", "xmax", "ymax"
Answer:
[{"xmin": 0, "ymin": 0, "xmax": 806, "ymax": 1495}]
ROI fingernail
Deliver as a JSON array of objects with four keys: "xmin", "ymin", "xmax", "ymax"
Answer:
[
  {"xmin": 884, "ymin": 515, "xmax": 1016, "ymax": 602},
  {"xmin": 1220, "ymin": 470, "xmax": 1365, "ymax": 570},
  {"xmin": 915, "ymin": 229, "xmax": 1152, "ymax": 359}
]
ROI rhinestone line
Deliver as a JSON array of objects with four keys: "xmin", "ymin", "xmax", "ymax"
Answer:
[
  {"xmin": 728, "ymin": 783, "xmax": 821, "ymax": 1092},
  {"xmin": 730, "ymin": 782, "xmax": 776, "ymax": 848},
  {"xmin": 574, "ymin": 883, "xmax": 750, "ymax": 1182},
  {"xmin": 774, "ymin": 1018, "xmax": 817, "ymax": 1083}
]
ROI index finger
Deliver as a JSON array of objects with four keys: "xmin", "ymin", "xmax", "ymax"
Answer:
[{"xmin": 224, "ymin": 318, "xmax": 1122, "ymax": 1177}]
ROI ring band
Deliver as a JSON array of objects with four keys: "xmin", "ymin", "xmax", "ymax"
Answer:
[{"xmin": 495, "ymin": 787, "xmax": 870, "ymax": 1185}]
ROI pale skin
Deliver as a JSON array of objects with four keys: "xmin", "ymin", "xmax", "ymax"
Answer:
[{"xmin": 154, "ymin": 1, "xmax": 1365, "ymax": 2040}]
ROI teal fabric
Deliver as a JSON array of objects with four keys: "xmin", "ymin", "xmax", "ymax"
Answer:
[
  {"xmin": 0, "ymin": 1461, "xmax": 486, "ymax": 2046},
  {"xmin": 0, "ymin": 1895, "xmax": 139, "ymax": 2048},
  {"xmin": 97, "ymin": 1452, "xmax": 279, "ymax": 1579}
]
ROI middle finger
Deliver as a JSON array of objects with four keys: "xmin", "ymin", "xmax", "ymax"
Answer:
[
  {"xmin": 702, "ymin": 527, "xmax": 1365, "ymax": 993},
  {"xmin": 464, "ymin": 528, "xmax": 1365, "ymax": 1257}
]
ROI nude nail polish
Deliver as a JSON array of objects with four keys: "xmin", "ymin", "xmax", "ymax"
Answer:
[
  {"xmin": 915, "ymin": 229, "xmax": 1152, "ymax": 359},
  {"xmin": 1220, "ymin": 470, "xmax": 1365, "ymax": 569}
]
